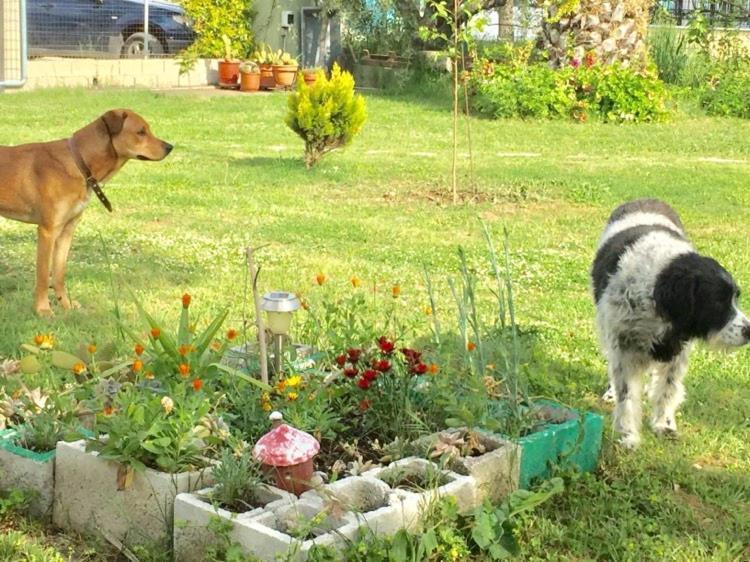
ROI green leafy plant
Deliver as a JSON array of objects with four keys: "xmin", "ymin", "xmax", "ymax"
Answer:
[
  {"xmin": 209, "ymin": 447, "xmax": 268, "ymax": 513},
  {"xmin": 285, "ymin": 63, "xmax": 366, "ymax": 168},
  {"xmin": 178, "ymin": 0, "xmax": 255, "ymax": 72},
  {"xmin": 205, "ymin": 516, "xmax": 262, "ymax": 562}
]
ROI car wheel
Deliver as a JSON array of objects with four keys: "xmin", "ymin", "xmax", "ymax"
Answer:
[{"xmin": 121, "ymin": 32, "xmax": 164, "ymax": 58}]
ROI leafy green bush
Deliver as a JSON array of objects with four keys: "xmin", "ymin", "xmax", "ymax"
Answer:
[
  {"xmin": 209, "ymin": 447, "xmax": 267, "ymax": 513},
  {"xmin": 700, "ymin": 63, "xmax": 750, "ymax": 118},
  {"xmin": 0, "ymin": 531, "xmax": 65, "ymax": 562},
  {"xmin": 178, "ymin": 0, "xmax": 255, "ymax": 72},
  {"xmin": 470, "ymin": 55, "xmax": 669, "ymax": 123},
  {"xmin": 285, "ymin": 64, "xmax": 367, "ymax": 168}
]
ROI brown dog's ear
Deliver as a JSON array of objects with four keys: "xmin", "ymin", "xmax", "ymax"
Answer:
[{"xmin": 101, "ymin": 110, "xmax": 128, "ymax": 136}]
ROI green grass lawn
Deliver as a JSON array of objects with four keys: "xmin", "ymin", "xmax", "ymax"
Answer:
[{"xmin": 1, "ymin": 86, "xmax": 749, "ymax": 561}]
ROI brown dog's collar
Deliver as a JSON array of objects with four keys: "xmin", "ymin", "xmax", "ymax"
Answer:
[{"xmin": 67, "ymin": 137, "xmax": 113, "ymax": 213}]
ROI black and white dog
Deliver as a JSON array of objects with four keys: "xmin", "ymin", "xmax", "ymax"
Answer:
[{"xmin": 592, "ymin": 199, "xmax": 750, "ymax": 449}]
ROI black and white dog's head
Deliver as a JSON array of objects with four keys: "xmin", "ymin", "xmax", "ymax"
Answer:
[{"xmin": 654, "ymin": 253, "xmax": 750, "ymax": 349}]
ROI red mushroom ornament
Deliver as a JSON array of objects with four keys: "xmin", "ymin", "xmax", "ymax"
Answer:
[{"xmin": 252, "ymin": 411, "xmax": 320, "ymax": 496}]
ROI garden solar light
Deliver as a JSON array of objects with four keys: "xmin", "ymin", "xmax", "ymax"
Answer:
[{"xmin": 261, "ymin": 291, "xmax": 300, "ymax": 374}]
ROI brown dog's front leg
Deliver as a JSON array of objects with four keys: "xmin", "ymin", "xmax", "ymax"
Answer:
[
  {"xmin": 35, "ymin": 225, "xmax": 60, "ymax": 316},
  {"xmin": 51, "ymin": 217, "xmax": 82, "ymax": 310}
]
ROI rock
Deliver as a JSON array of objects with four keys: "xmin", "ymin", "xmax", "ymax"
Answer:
[
  {"xmin": 602, "ymin": 38, "xmax": 617, "ymax": 53},
  {"xmin": 612, "ymin": 2, "xmax": 625, "ymax": 23}
]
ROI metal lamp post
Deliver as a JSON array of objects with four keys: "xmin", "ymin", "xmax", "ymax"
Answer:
[{"xmin": 261, "ymin": 291, "xmax": 301, "ymax": 376}]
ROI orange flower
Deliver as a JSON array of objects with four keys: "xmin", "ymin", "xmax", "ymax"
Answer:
[
  {"xmin": 178, "ymin": 363, "xmax": 190, "ymax": 378},
  {"xmin": 87, "ymin": 343, "xmax": 97, "ymax": 354},
  {"xmin": 103, "ymin": 405, "xmax": 114, "ymax": 417},
  {"xmin": 315, "ymin": 272, "xmax": 326, "ymax": 286},
  {"xmin": 192, "ymin": 378, "xmax": 203, "ymax": 391},
  {"xmin": 144, "ymin": 371, "xmax": 155, "ymax": 380},
  {"xmin": 467, "ymin": 341, "xmax": 477, "ymax": 352},
  {"xmin": 134, "ymin": 343, "xmax": 144, "ymax": 356},
  {"xmin": 72, "ymin": 362, "xmax": 86, "ymax": 375},
  {"xmin": 428, "ymin": 363, "xmax": 439, "ymax": 375},
  {"xmin": 210, "ymin": 340, "xmax": 222, "ymax": 352},
  {"xmin": 350, "ymin": 276, "xmax": 361, "ymax": 288},
  {"xmin": 178, "ymin": 344, "xmax": 194, "ymax": 356},
  {"xmin": 276, "ymin": 379, "xmax": 287, "ymax": 392},
  {"xmin": 226, "ymin": 329, "xmax": 238, "ymax": 341},
  {"xmin": 150, "ymin": 327, "xmax": 161, "ymax": 339},
  {"xmin": 34, "ymin": 334, "xmax": 54, "ymax": 350},
  {"xmin": 392, "ymin": 285, "xmax": 401, "ymax": 298},
  {"xmin": 182, "ymin": 293, "xmax": 191, "ymax": 308},
  {"xmin": 132, "ymin": 359, "xmax": 143, "ymax": 373}
]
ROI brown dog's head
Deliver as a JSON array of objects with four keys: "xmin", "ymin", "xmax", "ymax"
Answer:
[{"xmin": 101, "ymin": 109, "xmax": 173, "ymax": 162}]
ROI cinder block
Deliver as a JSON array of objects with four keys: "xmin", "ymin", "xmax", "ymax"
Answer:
[
  {"xmin": 173, "ymin": 484, "xmax": 295, "ymax": 562},
  {"xmin": 53, "ymin": 439, "xmax": 211, "ymax": 551},
  {"xmin": 416, "ymin": 429, "xmax": 521, "ymax": 505},
  {"xmin": 0, "ymin": 438, "xmax": 55, "ymax": 519}
]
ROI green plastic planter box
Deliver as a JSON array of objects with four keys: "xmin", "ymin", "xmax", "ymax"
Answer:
[{"xmin": 512, "ymin": 403, "xmax": 604, "ymax": 489}]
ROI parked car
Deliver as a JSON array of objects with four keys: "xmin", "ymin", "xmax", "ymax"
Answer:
[{"xmin": 27, "ymin": 0, "xmax": 195, "ymax": 58}]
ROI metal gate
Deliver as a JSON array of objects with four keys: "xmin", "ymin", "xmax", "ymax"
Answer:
[{"xmin": 0, "ymin": 0, "xmax": 27, "ymax": 88}]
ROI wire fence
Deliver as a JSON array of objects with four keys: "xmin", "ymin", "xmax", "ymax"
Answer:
[
  {"xmin": 23, "ymin": 0, "xmax": 194, "ymax": 59},
  {"xmin": 656, "ymin": 0, "xmax": 750, "ymax": 27}
]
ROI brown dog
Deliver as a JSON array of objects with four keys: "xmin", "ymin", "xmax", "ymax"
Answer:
[{"xmin": 0, "ymin": 109, "xmax": 172, "ymax": 316}]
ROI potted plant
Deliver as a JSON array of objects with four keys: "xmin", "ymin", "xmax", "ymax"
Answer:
[
  {"xmin": 273, "ymin": 50, "xmax": 299, "ymax": 88},
  {"xmin": 218, "ymin": 34, "xmax": 241, "ymax": 89},
  {"xmin": 301, "ymin": 67, "xmax": 323, "ymax": 87},
  {"xmin": 239, "ymin": 61, "xmax": 261, "ymax": 92},
  {"xmin": 252, "ymin": 44, "xmax": 277, "ymax": 90}
]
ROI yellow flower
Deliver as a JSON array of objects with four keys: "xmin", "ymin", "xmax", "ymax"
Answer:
[
  {"xmin": 285, "ymin": 375, "xmax": 302, "ymax": 388},
  {"xmin": 87, "ymin": 343, "xmax": 97, "ymax": 354},
  {"xmin": 161, "ymin": 396, "xmax": 174, "ymax": 414},
  {"xmin": 423, "ymin": 306, "xmax": 432, "ymax": 316},
  {"xmin": 144, "ymin": 371, "xmax": 155, "ymax": 380},
  {"xmin": 315, "ymin": 272, "xmax": 327, "ymax": 286},
  {"xmin": 286, "ymin": 392, "xmax": 298, "ymax": 401},
  {"xmin": 34, "ymin": 334, "xmax": 54, "ymax": 350},
  {"xmin": 260, "ymin": 392, "xmax": 272, "ymax": 412},
  {"xmin": 72, "ymin": 362, "xmax": 86, "ymax": 375},
  {"xmin": 391, "ymin": 284, "xmax": 401, "ymax": 298},
  {"xmin": 350, "ymin": 276, "xmax": 361, "ymax": 288}
]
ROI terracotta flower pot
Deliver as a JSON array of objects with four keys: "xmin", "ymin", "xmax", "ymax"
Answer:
[
  {"xmin": 240, "ymin": 71, "xmax": 260, "ymax": 92},
  {"xmin": 303, "ymin": 71, "xmax": 317, "ymax": 87},
  {"xmin": 265, "ymin": 458, "xmax": 315, "ymax": 496},
  {"xmin": 273, "ymin": 64, "xmax": 298, "ymax": 88},
  {"xmin": 218, "ymin": 60, "xmax": 240, "ymax": 88},
  {"xmin": 259, "ymin": 63, "xmax": 275, "ymax": 90}
]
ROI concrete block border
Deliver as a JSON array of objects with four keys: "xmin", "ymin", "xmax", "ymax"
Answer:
[
  {"xmin": 53, "ymin": 439, "xmax": 211, "ymax": 550},
  {"xmin": 0, "ymin": 434, "xmax": 55, "ymax": 519}
]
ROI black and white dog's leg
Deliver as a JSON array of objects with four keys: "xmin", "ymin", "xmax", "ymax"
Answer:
[
  {"xmin": 648, "ymin": 350, "xmax": 688, "ymax": 438},
  {"xmin": 612, "ymin": 352, "xmax": 645, "ymax": 449}
]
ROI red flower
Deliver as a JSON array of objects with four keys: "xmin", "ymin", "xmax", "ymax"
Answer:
[
  {"xmin": 179, "ymin": 363, "xmax": 190, "ymax": 378},
  {"xmin": 182, "ymin": 293, "xmax": 191, "ymax": 308},
  {"xmin": 357, "ymin": 378, "xmax": 371, "ymax": 390},
  {"xmin": 359, "ymin": 399, "xmax": 371, "ymax": 411},
  {"xmin": 150, "ymin": 327, "xmax": 161, "ymax": 339},
  {"xmin": 347, "ymin": 348, "xmax": 362, "ymax": 363},
  {"xmin": 192, "ymin": 378, "xmax": 203, "ymax": 391},
  {"xmin": 401, "ymin": 348, "xmax": 422, "ymax": 365},
  {"xmin": 134, "ymin": 343, "xmax": 144, "ymax": 356},
  {"xmin": 467, "ymin": 341, "xmax": 477, "ymax": 352},
  {"xmin": 585, "ymin": 52, "xmax": 596, "ymax": 68},
  {"xmin": 335, "ymin": 354, "xmax": 347, "ymax": 368},
  {"xmin": 411, "ymin": 362, "xmax": 428, "ymax": 375},
  {"xmin": 570, "ymin": 58, "xmax": 581, "ymax": 69},
  {"xmin": 377, "ymin": 336, "xmax": 394, "ymax": 355},
  {"xmin": 344, "ymin": 367, "xmax": 359, "ymax": 378},
  {"xmin": 226, "ymin": 329, "xmax": 238, "ymax": 341},
  {"xmin": 374, "ymin": 359, "xmax": 391, "ymax": 372},
  {"xmin": 362, "ymin": 369, "xmax": 378, "ymax": 382}
]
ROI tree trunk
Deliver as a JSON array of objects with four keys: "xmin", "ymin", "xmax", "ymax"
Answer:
[{"xmin": 498, "ymin": 0, "xmax": 514, "ymax": 42}]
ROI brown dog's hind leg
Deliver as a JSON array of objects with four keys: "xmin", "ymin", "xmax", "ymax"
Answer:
[
  {"xmin": 51, "ymin": 217, "xmax": 82, "ymax": 310},
  {"xmin": 35, "ymin": 224, "xmax": 61, "ymax": 316}
]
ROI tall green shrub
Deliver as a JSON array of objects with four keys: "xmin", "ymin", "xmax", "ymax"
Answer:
[
  {"xmin": 178, "ymin": 0, "xmax": 255, "ymax": 72},
  {"xmin": 285, "ymin": 64, "xmax": 367, "ymax": 169}
]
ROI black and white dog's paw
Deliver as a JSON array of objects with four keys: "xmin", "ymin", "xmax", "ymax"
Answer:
[
  {"xmin": 618, "ymin": 433, "xmax": 641, "ymax": 450},
  {"xmin": 601, "ymin": 384, "xmax": 616, "ymax": 404},
  {"xmin": 651, "ymin": 420, "xmax": 679, "ymax": 440}
]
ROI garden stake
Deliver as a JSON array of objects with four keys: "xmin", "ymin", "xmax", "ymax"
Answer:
[{"xmin": 246, "ymin": 246, "xmax": 269, "ymax": 386}]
